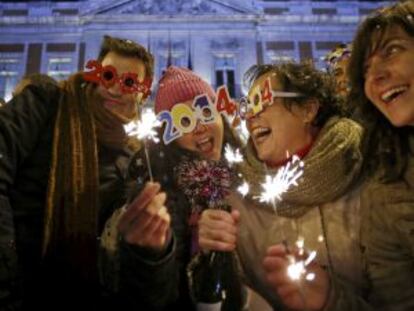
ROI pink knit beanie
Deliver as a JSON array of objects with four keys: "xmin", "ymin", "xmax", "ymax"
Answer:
[{"xmin": 154, "ymin": 66, "xmax": 215, "ymax": 114}]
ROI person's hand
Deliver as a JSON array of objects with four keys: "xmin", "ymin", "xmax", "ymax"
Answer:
[
  {"xmin": 263, "ymin": 244, "xmax": 330, "ymax": 311},
  {"xmin": 117, "ymin": 182, "xmax": 170, "ymax": 251},
  {"xmin": 198, "ymin": 209, "xmax": 240, "ymax": 252}
]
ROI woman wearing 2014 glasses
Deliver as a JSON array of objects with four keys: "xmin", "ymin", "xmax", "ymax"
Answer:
[{"xmin": 198, "ymin": 61, "xmax": 376, "ymax": 310}]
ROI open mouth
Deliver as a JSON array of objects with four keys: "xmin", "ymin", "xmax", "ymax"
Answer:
[
  {"xmin": 251, "ymin": 127, "xmax": 271, "ymax": 143},
  {"xmin": 381, "ymin": 85, "xmax": 409, "ymax": 105},
  {"xmin": 196, "ymin": 137, "xmax": 214, "ymax": 154}
]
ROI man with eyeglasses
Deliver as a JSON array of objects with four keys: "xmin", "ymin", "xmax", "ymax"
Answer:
[{"xmin": 0, "ymin": 35, "xmax": 176, "ymax": 310}]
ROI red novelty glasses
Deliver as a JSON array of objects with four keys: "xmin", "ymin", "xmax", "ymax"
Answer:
[{"xmin": 83, "ymin": 59, "xmax": 152, "ymax": 98}]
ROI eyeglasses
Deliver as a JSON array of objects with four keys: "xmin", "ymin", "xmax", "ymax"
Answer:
[
  {"xmin": 83, "ymin": 59, "xmax": 152, "ymax": 97},
  {"xmin": 238, "ymin": 88, "xmax": 303, "ymax": 120}
]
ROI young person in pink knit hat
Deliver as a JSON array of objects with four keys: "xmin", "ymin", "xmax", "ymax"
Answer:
[
  {"xmin": 125, "ymin": 66, "xmax": 247, "ymax": 310},
  {"xmin": 154, "ymin": 66, "xmax": 224, "ymax": 161}
]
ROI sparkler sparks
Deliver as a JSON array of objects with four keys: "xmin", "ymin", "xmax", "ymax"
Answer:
[
  {"xmin": 256, "ymin": 155, "xmax": 304, "ymax": 206},
  {"xmin": 287, "ymin": 248, "xmax": 317, "ymax": 281},
  {"xmin": 125, "ymin": 109, "xmax": 161, "ymax": 143},
  {"xmin": 237, "ymin": 181, "xmax": 250, "ymax": 197},
  {"xmin": 224, "ymin": 144, "xmax": 243, "ymax": 166}
]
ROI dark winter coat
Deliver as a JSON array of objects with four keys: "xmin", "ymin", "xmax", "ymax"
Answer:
[
  {"xmin": 0, "ymin": 82, "xmax": 177, "ymax": 310},
  {"xmin": 125, "ymin": 142, "xmax": 195, "ymax": 311}
]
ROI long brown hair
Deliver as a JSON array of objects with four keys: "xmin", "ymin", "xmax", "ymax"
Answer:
[{"xmin": 349, "ymin": 1, "xmax": 414, "ymax": 182}]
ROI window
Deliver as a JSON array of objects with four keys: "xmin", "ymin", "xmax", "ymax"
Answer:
[
  {"xmin": 0, "ymin": 57, "xmax": 23, "ymax": 101},
  {"xmin": 44, "ymin": 43, "xmax": 77, "ymax": 80},
  {"xmin": 266, "ymin": 41, "xmax": 297, "ymax": 64},
  {"xmin": 47, "ymin": 57, "xmax": 73, "ymax": 80},
  {"xmin": 264, "ymin": 8, "xmax": 289, "ymax": 15},
  {"xmin": 214, "ymin": 56, "xmax": 236, "ymax": 98},
  {"xmin": 312, "ymin": 8, "xmax": 337, "ymax": 15},
  {"xmin": 2, "ymin": 9, "xmax": 28, "ymax": 16},
  {"xmin": 359, "ymin": 8, "xmax": 374, "ymax": 15},
  {"xmin": 266, "ymin": 41, "xmax": 295, "ymax": 51},
  {"xmin": 52, "ymin": 9, "xmax": 79, "ymax": 16}
]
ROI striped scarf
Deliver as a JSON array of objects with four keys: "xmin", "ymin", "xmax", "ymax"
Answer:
[{"xmin": 43, "ymin": 72, "xmax": 140, "ymax": 282}]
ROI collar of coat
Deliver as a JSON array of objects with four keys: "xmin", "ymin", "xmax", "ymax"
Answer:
[{"xmin": 237, "ymin": 117, "xmax": 364, "ymax": 218}]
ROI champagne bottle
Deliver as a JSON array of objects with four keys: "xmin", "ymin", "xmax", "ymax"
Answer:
[
  {"xmin": 176, "ymin": 159, "xmax": 244, "ymax": 311},
  {"xmin": 190, "ymin": 249, "xmax": 243, "ymax": 311}
]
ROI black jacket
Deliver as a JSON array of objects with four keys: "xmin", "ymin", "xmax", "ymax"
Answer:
[
  {"xmin": 128, "ymin": 142, "xmax": 195, "ymax": 311},
  {"xmin": 128, "ymin": 141, "xmax": 247, "ymax": 311},
  {"xmin": 0, "ymin": 82, "xmax": 177, "ymax": 310}
]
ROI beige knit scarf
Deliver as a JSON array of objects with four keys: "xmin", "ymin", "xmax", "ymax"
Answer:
[{"xmin": 238, "ymin": 117, "xmax": 364, "ymax": 218}]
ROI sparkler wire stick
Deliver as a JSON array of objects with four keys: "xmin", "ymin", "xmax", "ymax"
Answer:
[
  {"xmin": 261, "ymin": 158, "xmax": 310, "ymax": 311},
  {"xmin": 263, "ymin": 162, "xmax": 288, "ymax": 242},
  {"xmin": 143, "ymin": 141, "xmax": 154, "ymax": 182}
]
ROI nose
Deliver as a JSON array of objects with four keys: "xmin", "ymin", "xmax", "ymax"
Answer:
[
  {"xmin": 107, "ymin": 82, "xmax": 122, "ymax": 98},
  {"xmin": 193, "ymin": 120, "xmax": 207, "ymax": 134},
  {"xmin": 245, "ymin": 109, "xmax": 260, "ymax": 121},
  {"xmin": 366, "ymin": 55, "xmax": 390, "ymax": 85},
  {"xmin": 246, "ymin": 115, "xmax": 258, "ymax": 133}
]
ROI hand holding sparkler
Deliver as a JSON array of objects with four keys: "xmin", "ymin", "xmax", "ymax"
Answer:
[
  {"xmin": 117, "ymin": 182, "xmax": 171, "ymax": 251},
  {"xmin": 263, "ymin": 244, "xmax": 330, "ymax": 311}
]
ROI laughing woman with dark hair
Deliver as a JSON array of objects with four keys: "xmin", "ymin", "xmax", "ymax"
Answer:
[
  {"xmin": 228, "ymin": 2, "xmax": 414, "ymax": 311},
  {"xmin": 197, "ymin": 61, "xmax": 379, "ymax": 311},
  {"xmin": 349, "ymin": 1, "xmax": 414, "ymax": 181},
  {"xmin": 346, "ymin": 1, "xmax": 414, "ymax": 310}
]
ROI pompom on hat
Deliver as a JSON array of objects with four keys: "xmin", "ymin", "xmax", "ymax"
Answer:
[{"xmin": 154, "ymin": 66, "xmax": 215, "ymax": 114}]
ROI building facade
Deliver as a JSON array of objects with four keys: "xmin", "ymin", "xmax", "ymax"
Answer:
[{"xmin": 0, "ymin": 0, "xmax": 391, "ymax": 102}]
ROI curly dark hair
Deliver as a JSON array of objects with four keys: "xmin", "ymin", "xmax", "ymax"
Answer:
[
  {"xmin": 243, "ymin": 61, "xmax": 346, "ymax": 128},
  {"xmin": 348, "ymin": 1, "xmax": 414, "ymax": 182},
  {"xmin": 98, "ymin": 35, "xmax": 154, "ymax": 81}
]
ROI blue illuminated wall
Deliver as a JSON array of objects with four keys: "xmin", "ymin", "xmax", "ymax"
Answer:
[{"xmin": 0, "ymin": 0, "xmax": 391, "ymax": 101}]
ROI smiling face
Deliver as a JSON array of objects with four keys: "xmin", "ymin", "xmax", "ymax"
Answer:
[
  {"xmin": 246, "ymin": 72, "xmax": 317, "ymax": 166},
  {"xmin": 175, "ymin": 100, "xmax": 224, "ymax": 161},
  {"xmin": 364, "ymin": 26, "xmax": 414, "ymax": 127},
  {"xmin": 333, "ymin": 56, "xmax": 350, "ymax": 97},
  {"xmin": 96, "ymin": 51, "xmax": 147, "ymax": 119}
]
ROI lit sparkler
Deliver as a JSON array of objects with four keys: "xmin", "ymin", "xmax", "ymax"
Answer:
[
  {"xmin": 286, "ymin": 249, "xmax": 317, "ymax": 281},
  {"xmin": 254, "ymin": 155, "xmax": 316, "ymax": 289},
  {"xmin": 237, "ymin": 181, "xmax": 250, "ymax": 197},
  {"xmin": 224, "ymin": 144, "xmax": 243, "ymax": 166},
  {"xmin": 125, "ymin": 109, "xmax": 161, "ymax": 143},
  {"xmin": 255, "ymin": 155, "xmax": 304, "ymax": 206},
  {"xmin": 124, "ymin": 109, "xmax": 161, "ymax": 181},
  {"xmin": 225, "ymin": 144, "xmax": 249, "ymax": 196},
  {"xmin": 286, "ymin": 235, "xmax": 321, "ymax": 284}
]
